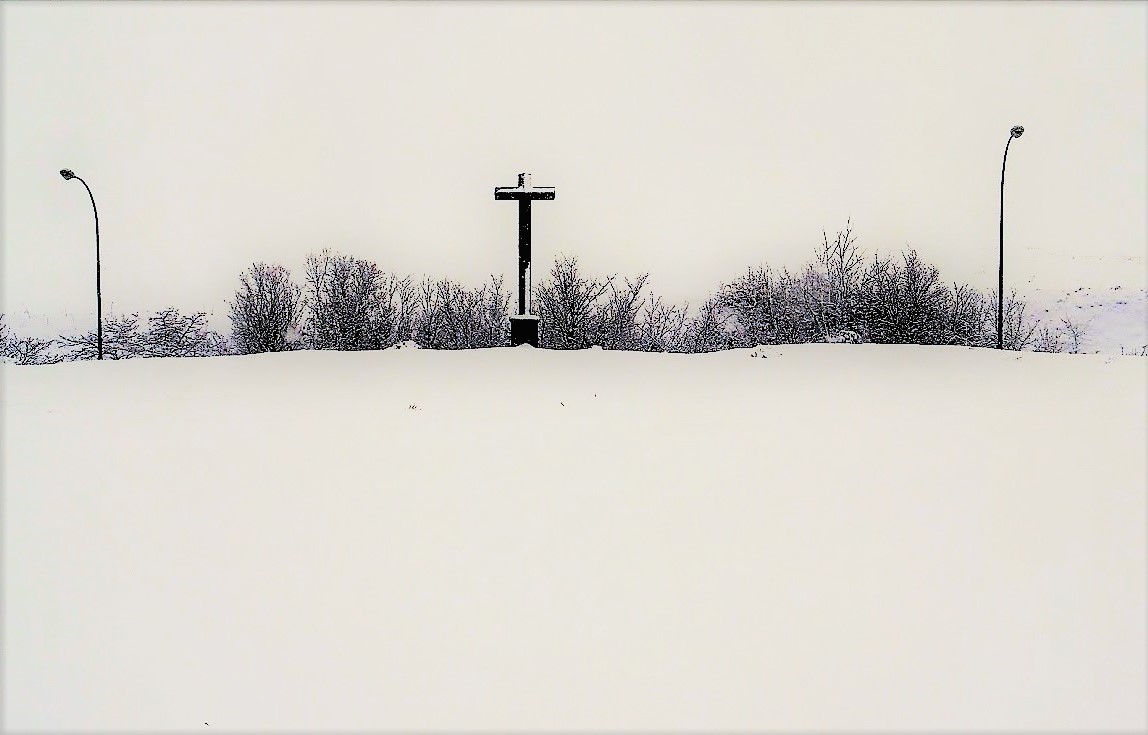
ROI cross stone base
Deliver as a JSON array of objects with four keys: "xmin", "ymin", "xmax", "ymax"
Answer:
[{"xmin": 510, "ymin": 315, "xmax": 539, "ymax": 347}]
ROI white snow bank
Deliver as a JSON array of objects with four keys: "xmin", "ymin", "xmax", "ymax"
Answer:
[{"xmin": 3, "ymin": 345, "xmax": 1145, "ymax": 731}]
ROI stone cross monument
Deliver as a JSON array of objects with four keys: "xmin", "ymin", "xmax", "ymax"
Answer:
[{"xmin": 495, "ymin": 173, "xmax": 555, "ymax": 347}]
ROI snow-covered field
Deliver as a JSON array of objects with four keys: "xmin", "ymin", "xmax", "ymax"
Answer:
[
  {"xmin": 1024, "ymin": 286, "xmax": 1147, "ymax": 355},
  {"xmin": 4, "ymin": 344, "xmax": 1146, "ymax": 731}
]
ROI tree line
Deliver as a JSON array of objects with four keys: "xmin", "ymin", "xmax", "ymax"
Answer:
[{"xmin": 1, "ymin": 224, "xmax": 1087, "ymax": 364}]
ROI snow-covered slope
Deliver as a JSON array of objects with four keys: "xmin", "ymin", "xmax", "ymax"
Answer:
[
  {"xmin": 4, "ymin": 345, "xmax": 1146, "ymax": 731},
  {"xmin": 1024, "ymin": 286, "xmax": 1147, "ymax": 355}
]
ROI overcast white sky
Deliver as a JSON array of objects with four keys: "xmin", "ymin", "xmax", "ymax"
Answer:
[{"xmin": 3, "ymin": 1, "xmax": 1146, "ymax": 324}]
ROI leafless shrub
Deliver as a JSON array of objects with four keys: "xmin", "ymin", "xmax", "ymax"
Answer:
[
  {"xmin": 533, "ymin": 258, "xmax": 691, "ymax": 351},
  {"xmin": 1032, "ymin": 317, "xmax": 1088, "ymax": 354},
  {"xmin": 1033, "ymin": 324, "xmax": 1066, "ymax": 353},
  {"xmin": 228, "ymin": 263, "xmax": 305, "ymax": 354},
  {"xmin": 676, "ymin": 296, "xmax": 737, "ymax": 353},
  {"xmin": 855, "ymin": 250, "xmax": 955, "ymax": 345},
  {"xmin": 717, "ymin": 267, "xmax": 776, "ymax": 346},
  {"xmin": 595, "ymin": 274, "xmax": 649, "ymax": 351},
  {"xmin": 989, "ymin": 289, "xmax": 1041, "ymax": 351},
  {"xmin": 808, "ymin": 219, "xmax": 865, "ymax": 335},
  {"xmin": 708, "ymin": 223, "xmax": 1073, "ymax": 351},
  {"xmin": 0, "ymin": 315, "xmax": 61, "ymax": 365},
  {"xmin": 1060, "ymin": 318, "xmax": 1086, "ymax": 354},
  {"xmin": 636, "ymin": 293, "xmax": 689, "ymax": 352},
  {"xmin": 141, "ymin": 308, "xmax": 231, "ymax": 358},
  {"xmin": 413, "ymin": 275, "xmax": 512, "ymax": 349},
  {"xmin": 535, "ymin": 256, "xmax": 612, "ymax": 349},
  {"xmin": 948, "ymin": 284, "xmax": 993, "ymax": 348},
  {"xmin": 304, "ymin": 250, "xmax": 417, "ymax": 351},
  {"xmin": 56, "ymin": 308, "xmax": 230, "ymax": 360},
  {"xmin": 58, "ymin": 313, "xmax": 145, "ymax": 360}
]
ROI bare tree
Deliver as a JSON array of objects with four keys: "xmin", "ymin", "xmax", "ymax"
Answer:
[
  {"xmin": 946, "ymin": 283, "xmax": 993, "ymax": 347},
  {"xmin": 413, "ymin": 275, "xmax": 512, "ymax": 349},
  {"xmin": 636, "ymin": 293, "xmax": 689, "ymax": 352},
  {"xmin": 1060, "ymin": 318, "xmax": 1087, "ymax": 354},
  {"xmin": 678, "ymin": 296, "xmax": 736, "ymax": 353},
  {"xmin": 304, "ymin": 250, "xmax": 416, "ymax": 351},
  {"xmin": 480, "ymin": 275, "xmax": 514, "ymax": 348},
  {"xmin": 142, "ymin": 308, "xmax": 230, "ymax": 358},
  {"xmin": 991, "ymin": 289, "xmax": 1041, "ymax": 351},
  {"xmin": 718, "ymin": 265, "xmax": 816, "ymax": 346},
  {"xmin": 534, "ymin": 256, "xmax": 613, "ymax": 349},
  {"xmin": 1033, "ymin": 316, "xmax": 1088, "ymax": 354},
  {"xmin": 58, "ymin": 313, "xmax": 144, "ymax": 360},
  {"xmin": 811, "ymin": 219, "xmax": 865, "ymax": 334},
  {"xmin": 595, "ymin": 274, "xmax": 649, "ymax": 350},
  {"xmin": 855, "ymin": 250, "xmax": 954, "ymax": 345},
  {"xmin": 1, "ymin": 315, "xmax": 61, "ymax": 365},
  {"xmin": 228, "ymin": 263, "xmax": 305, "ymax": 354}
]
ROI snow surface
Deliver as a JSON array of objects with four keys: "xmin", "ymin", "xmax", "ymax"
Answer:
[
  {"xmin": 1023, "ymin": 286, "xmax": 1147, "ymax": 355},
  {"xmin": 4, "ymin": 345, "xmax": 1146, "ymax": 731}
]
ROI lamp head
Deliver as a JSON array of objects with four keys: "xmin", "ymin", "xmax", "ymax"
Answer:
[
  {"xmin": 1010, "ymin": 125, "xmax": 1024, "ymax": 138},
  {"xmin": 59, "ymin": 169, "xmax": 76, "ymax": 180}
]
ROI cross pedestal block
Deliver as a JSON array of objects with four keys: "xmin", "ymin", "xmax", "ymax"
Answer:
[{"xmin": 510, "ymin": 314, "xmax": 539, "ymax": 347}]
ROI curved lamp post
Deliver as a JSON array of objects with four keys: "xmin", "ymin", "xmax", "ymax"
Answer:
[
  {"xmin": 998, "ymin": 125, "xmax": 1024, "ymax": 350},
  {"xmin": 60, "ymin": 169, "xmax": 103, "ymax": 360}
]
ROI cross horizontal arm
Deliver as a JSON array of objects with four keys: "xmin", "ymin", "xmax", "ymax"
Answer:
[{"xmin": 494, "ymin": 187, "xmax": 556, "ymax": 201}]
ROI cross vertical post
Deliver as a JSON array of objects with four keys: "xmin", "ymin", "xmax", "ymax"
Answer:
[
  {"xmin": 495, "ymin": 172, "xmax": 555, "ymax": 347},
  {"xmin": 518, "ymin": 198, "xmax": 531, "ymax": 314}
]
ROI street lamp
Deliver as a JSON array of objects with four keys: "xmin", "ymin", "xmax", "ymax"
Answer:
[
  {"xmin": 60, "ymin": 168, "xmax": 103, "ymax": 360},
  {"xmin": 998, "ymin": 125, "xmax": 1024, "ymax": 350}
]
